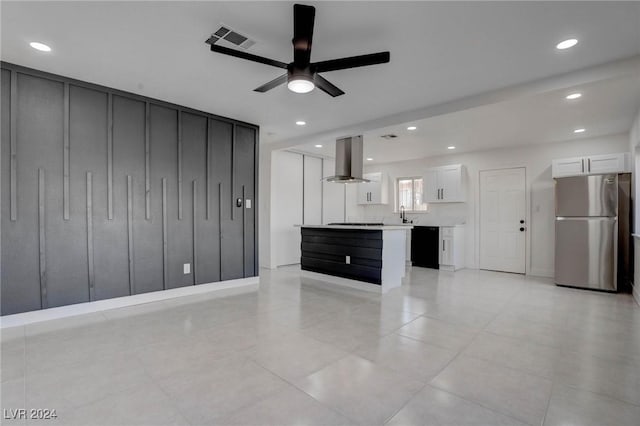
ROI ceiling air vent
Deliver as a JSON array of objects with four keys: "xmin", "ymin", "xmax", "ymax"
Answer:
[
  {"xmin": 380, "ymin": 134, "xmax": 398, "ymax": 140},
  {"xmin": 206, "ymin": 25, "xmax": 256, "ymax": 50}
]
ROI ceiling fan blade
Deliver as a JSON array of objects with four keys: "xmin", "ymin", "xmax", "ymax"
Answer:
[
  {"xmin": 314, "ymin": 74, "xmax": 345, "ymax": 97},
  {"xmin": 254, "ymin": 74, "xmax": 288, "ymax": 93},
  {"xmin": 210, "ymin": 44, "xmax": 288, "ymax": 69},
  {"xmin": 313, "ymin": 51, "xmax": 390, "ymax": 73},
  {"xmin": 293, "ymin": 4, "xmax": 315, "ymax": 66}
]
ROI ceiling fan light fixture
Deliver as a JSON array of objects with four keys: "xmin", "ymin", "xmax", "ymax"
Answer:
[{"xmin": 287, "ymin": 77, "xmax": 315, "ymax": 93}]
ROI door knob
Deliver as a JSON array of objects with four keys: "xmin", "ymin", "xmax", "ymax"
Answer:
[
  {"xmin": 520, "ymin": 220, "xmax": 525, "ymax": 224},
  {"xmin": 519, "ymin": 227, "xmax": 525, "ymax": 232}
]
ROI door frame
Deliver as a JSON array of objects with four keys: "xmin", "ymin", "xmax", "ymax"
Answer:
[{"xmin": 477, "ymin": 166, "xmax": 528, "ymax": 274}]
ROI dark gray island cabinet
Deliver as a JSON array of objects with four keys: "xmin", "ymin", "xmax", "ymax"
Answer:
[{"xmin": 299, "ymin": 225, "xmax": 411, "ymax": 293}]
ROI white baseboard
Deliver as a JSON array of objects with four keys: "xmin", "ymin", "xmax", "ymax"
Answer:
[
  {"xmin": 301, "ymin": 270, "xmax": 383, "ymax": 294},
  {"xmin": 528, "ymin": 268, "xmax": 554, "ymax": 278},
  {"xmin": 0, "ymin": 277, "xmax": 259, "ymax": 329}
]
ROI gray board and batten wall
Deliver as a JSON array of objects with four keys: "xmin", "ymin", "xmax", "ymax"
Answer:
[{"xmin": 1, "ymin": 62, "xmax": 259, "ymax": 316}]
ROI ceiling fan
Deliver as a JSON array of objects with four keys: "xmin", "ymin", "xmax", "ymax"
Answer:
[{"xmin": 205, "ymin": 4, "xmax": 390, "ymax": 97}]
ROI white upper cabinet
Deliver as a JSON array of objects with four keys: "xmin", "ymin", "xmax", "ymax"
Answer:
[
  {"xmin": 357, "ymin": 172, "xmax": 389, "ymax": 205},
  {"xmin": 422, "ymin": 169, "xmax": 439, "ymax": 203},
  {"xmin": 551, "ymin": 157, "xmax": 585, "ymax": 177},
  {"xmin": 587, "ymin": 153, "xmax": 630, "ymax": 174},
  {"xmin": 552, "ymin": 153, "xmax": 631, "ymax": 178},
  {"xmin": 423, "ymin": 164, "xmax": 465, "ymax": 203}
]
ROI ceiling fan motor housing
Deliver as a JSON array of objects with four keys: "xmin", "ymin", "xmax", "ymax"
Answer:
[{"xmin": 287, "ymin": 65, "xmax": 314, "ymax": 83}]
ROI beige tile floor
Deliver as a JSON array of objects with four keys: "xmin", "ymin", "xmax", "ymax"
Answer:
[{"xmin": 1, "ymin": 266, "xmax": 640, "ymax": 425}]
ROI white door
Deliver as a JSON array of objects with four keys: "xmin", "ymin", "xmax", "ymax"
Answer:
[
  {"xmin": 440, "ymin": 236, "xmax": 453, "ymax": 265},
  {"xmin": 587, "ymin": 153, "xmax": 626, "ymax": 174},
  {"xmin": 357, "ymin": 181, "xmax": 371, "ymax": 204},
  {"xmin": 422, "ymin": 169, "xmax": 439, "ymax": 202},
  {"xmin": 551, "ymin": 157, "xmax": 584, "ymax": 177},
  {"xmin": 439, "ymin": 165, "xmax": 462, "ymax": 202},
  {"xmin": 368, "ymin": 173, "xmax": 382, "ymax": 204},
  {"xmin": 480, "ymin": 168, "xmax": 526, "ymax": 273}
]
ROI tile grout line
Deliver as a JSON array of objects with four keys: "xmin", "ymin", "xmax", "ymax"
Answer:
[
  {"xmin": 403, "ymin": 303, "xmax": 546, "ymax": 426},
  {"xmin": 418, "ymin": 281, "xmax": 562, "ymax": 426},
  {"xmin": 408, "ymin": 384, "xmax": 538, "ymax": 426},
  {"xmin": 556, "ymin": 381, "xmax": 640, "ymax": 409},
  {"xmin": 382, "ymin": 327, "xmax": 492, "ymax": 425},
  {"xmin": 540, "ymin": 380, "xmax": 556, "ymax": 426},
  {"xmin": 129, "ymin": 350, "xmax": 196, "ymax": 426},
  {"xmin": 258, "ymin": 356, "xmax": 388, "ymax": 425}
]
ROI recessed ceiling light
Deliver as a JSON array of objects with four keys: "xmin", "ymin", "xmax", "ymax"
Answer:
[
  {"xmin": 574, "ymin": 128, "xmax": 586, "ymax": 133},
  {"xmin": 366, "ymin": 158, "xmax": 373, "ymax": 161},
  {"xmin": 556, "ymin": 38, "xmax": 578, "ymax": 50},
  {"xmin": 29, "ymin": 42, "xmax": 51, "ymax": 52},
  {"xmin": 565, "ymin": 93, "xmax": 582, "ymax": 100},
  {"xmin": 296, "ymin": 121, "xmax": 306, "ymax": 126},
  {"xmin": 447, "ymin": 146, "xmax": 456, "ymax": 150},
  {"xmin": 407, "ymin": 126, "xmax": 417, "ymax": 131},
  {"xmin": 314, "ymin": 144, "xmax": 323, "ymax": 148}
]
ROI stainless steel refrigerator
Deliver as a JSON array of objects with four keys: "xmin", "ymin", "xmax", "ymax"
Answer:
[{"xmin": 554, "ymin": 173, "xmax": 631, "ymax": 292}]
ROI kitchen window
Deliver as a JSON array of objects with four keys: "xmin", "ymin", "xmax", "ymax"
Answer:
[{"xmin": 397, "ymin": 177, "xmax": 427, "ymax": 212}]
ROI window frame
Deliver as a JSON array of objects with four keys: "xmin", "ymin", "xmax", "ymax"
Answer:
[{"xmin": 396, "ymin": 176, "xmax": 428, "ymax": 213}]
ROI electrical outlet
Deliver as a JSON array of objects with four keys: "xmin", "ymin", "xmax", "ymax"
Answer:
[
  {"xmin": 345, "ymin": 255, "xmax": 351, "ymax": 264},
  {"xmin": 246, "ymin": 199, "xmax": 252, "ymax": 209},
  {"xmin": 183, "ymin": 263, "xmax": 191, "ymax": 274}
]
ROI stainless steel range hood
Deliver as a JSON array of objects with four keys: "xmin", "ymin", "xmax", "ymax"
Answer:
[{"xmin": 324, "ymin": 135, "xmax": 369, "ymax": 183}]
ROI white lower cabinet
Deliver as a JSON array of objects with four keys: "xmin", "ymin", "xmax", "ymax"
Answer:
[{"xmin": 439, "ymin": 226, "xmax": 464, "ymax": 271}]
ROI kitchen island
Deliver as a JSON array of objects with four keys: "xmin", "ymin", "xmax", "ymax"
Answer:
[{"xmin": 298, "ymin": 224, "xmax": 412, "ymax": 293}]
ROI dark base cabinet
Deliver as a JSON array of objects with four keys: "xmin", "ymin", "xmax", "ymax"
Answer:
[
  {"xmin": 411, "ymin": 226, "xmax": 439, "ymax": 269},
  {"xmin": 0, "ymin": 62, "xmax": 259, "ymax": 315},
  {"xmin": 301, "ymin": 228, "xmax": 383, "ymax": 285}
]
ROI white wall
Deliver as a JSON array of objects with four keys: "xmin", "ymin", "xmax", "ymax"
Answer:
[
  {"xmin": 271, "ymin": 150, "xmax": 304, "ymax": 267},
  {"xmin": 630, "ymin": 108, "xmax": 640, "ymax": 231},
  {"xmin": 629, "ymin": 108, "xmax": 640, "ymax": 304},
  {"xmin": 268, "ymin": 150, "xmax": 335, "ymax": 268},
  {"xmin": 359, "ymin": 134, "xmax": 630, "ymax": 277},
  {"xmin": 304, "ymin": 156, "xmax": 323, "ymax": 225},
  {"xmin": 259, "ymin": 145, "xmax": 272, "ymax": 269}
]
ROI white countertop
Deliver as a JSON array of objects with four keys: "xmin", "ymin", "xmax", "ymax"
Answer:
[
  {"xmin": 413, "ymin": 223, "xmax": 465, "ymax": 228},
  {"xmin": 296, "ymin": 224, "xmax": 413, "ymax": 231}
]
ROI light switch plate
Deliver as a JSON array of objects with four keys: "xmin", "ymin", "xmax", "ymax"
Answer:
[
  {"xmin": 345, "ymin": 255, "xmax": 351, "ymax": 264},
  {"xmin": 183, "ymin": 263, "xmax": 191, "ymax": 274},
  {"xmin": 246, "ymin": 199, "xmax": 252, "ymax": 209}
]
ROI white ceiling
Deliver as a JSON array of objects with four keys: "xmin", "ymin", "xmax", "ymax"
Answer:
[
  {"xmin": 2, "ymin": 1, "xmax": 640, "ymax": 147},
  {"xmin": 292, "ymin": 72, "xmax": 640, "ymax": 163}
]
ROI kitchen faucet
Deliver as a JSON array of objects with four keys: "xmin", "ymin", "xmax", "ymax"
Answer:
[{"xmin": 400, "ymin": 205, "xmax": 408, "ymax": 224}]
